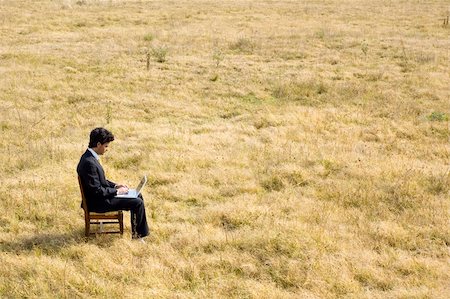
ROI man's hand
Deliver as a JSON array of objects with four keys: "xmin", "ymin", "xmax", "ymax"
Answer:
[
  {"xmin": 115, "ymin": 184, "xmax": 128, "ymax": 189},
  {"xmin": 117, "ymin": 186, "xmax": 129, "ymax": 195}
]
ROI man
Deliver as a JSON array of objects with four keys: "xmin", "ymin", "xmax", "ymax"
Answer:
[{"xmin": 77, "ymin": 127, "xmax": 149, "ymax": 240}]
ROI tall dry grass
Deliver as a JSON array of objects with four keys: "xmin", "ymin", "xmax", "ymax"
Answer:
[{"xmin": 0, "ymin": 0, "xmax": 449, "ymax": 298}]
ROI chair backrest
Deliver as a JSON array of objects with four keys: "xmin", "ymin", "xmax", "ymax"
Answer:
[{"xmin": 77, "ymin": 176, "xmax": 89, "ymax": 213}]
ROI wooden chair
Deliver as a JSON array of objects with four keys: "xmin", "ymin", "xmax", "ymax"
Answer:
[{"xmin": 78, "ymin": 176, "xmax": 124, "ymax": 237}]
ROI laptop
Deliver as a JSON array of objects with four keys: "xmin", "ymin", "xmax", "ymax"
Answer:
[{"xmin": 115, "ymin": 175, "xmax": 147, "ymax": 198}]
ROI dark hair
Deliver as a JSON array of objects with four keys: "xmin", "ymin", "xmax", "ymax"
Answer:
[{"xmin": 88, "ymin": 127, "xmax": 114, "ymax": 148}]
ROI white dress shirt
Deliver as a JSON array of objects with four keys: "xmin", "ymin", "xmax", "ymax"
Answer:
[{"xmin": 87, "ymin": 148, "xmax": 100, "ymax": 160}]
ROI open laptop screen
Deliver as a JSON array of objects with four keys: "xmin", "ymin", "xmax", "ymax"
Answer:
[{"xmin": 135, "ymin": 176, "xmax": 147, "ymax": 194}]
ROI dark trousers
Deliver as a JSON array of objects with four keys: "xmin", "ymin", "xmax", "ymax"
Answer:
[{"xmin": 97, "ymin": 195, "xmax": 149, "ymax": 238}]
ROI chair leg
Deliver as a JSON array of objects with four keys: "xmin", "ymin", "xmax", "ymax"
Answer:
[
  {"xmin": 85, "ymin": 215, "xmax": 90, "ymax": 237},
  {"xmin": 119, "ymin": 212, "xmax": 124, "ymax": 235}
]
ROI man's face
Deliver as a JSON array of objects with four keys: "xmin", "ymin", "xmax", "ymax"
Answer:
[{"xmin": 95, "ymin": 142, "xmax": 110, "ymax": 155}]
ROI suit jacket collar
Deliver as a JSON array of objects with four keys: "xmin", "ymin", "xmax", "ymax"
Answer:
[
  {"xmin": 84, "ymin": 149, "xmax": 101, "ymax": 167},
  {"xmin": 87, "ymin": 148, "xmax": 100, "ymax": 160}
]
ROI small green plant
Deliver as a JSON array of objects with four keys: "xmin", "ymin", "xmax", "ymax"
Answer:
[
  {"xmin": 143, "ymin": 33, "xmax": 154, "ymax": 42},
  {"xmin": 209, "ymin": 47, "xmax": 224, "ymax": 82},
  {"xmin": 151, "ymin": 46, "xmax": 168, "ymax": 63},
  {"xmin": 361, "ymin": 40, "xmax": 368, "ymax": 56},
  {"xmin": 106, "ymin": 101, "xmax": 112, "ymax": 124},
  {"xmin": 209, "ymin": 73, "xmax": 219, "ymax": 81},
  {"xmin": 212, "ymin": 48, "xmax": 224, "ymax": 67},
  {"xmin": 398, "ymin": 40, "xmax": 414, "ymax": 72},
  {"xmin": 146, "ymin": 52, "xmax": 150, "ymax": 70},
  {"xmin": 320, "ymin": 159, "xmax": 342, "ymax": 177},
  {"xmin": 315, "ymin": 28, "xmax": 326, "ymax": 40},
  {"xmin": 427, "ymin": 112, "xmax": 448, "ymax": 122}
]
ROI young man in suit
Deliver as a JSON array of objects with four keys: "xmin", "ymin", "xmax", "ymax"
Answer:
[{"xmin": 77, "ymin": 127, "xmax": 149, "ymax": 240}]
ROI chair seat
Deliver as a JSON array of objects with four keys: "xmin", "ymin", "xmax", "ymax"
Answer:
[{"xmin": 90, "ymin": 211, "xmax": 120, "ymax": 216}]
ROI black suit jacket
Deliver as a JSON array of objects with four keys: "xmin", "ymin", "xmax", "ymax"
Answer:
[{"xmin": 76, "ymin": 149, "xmax": 117, "ymax": 212}]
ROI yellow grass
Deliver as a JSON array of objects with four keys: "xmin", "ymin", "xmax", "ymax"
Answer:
[{"xmin": 0, "ymin": 0, "xmax": 449, "ymax": 297}]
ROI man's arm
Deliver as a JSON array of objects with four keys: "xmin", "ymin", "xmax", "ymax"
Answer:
[
  {"xmin": 81, "ymin": 162, "xmax": 117, "ymax": 199},
  {"xmin": 106, "ymin": 179, "xmax": 116, "ymax": 188},
  {"xmin": 107, "ymin": 179, "xmax": 129, "ymax": 191}
]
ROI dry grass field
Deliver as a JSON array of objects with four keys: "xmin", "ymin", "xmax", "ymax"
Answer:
[{"xmin": 0, "ymin": 0, "xmax": 449, "ymax": 298}]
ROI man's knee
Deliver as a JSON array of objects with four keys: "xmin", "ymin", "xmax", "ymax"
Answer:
[{"xmin": 130, "ymin": 197, "xmax": 144, "ymax": 208}]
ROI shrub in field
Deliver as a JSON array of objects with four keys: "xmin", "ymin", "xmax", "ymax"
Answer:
[
  {"xmin": 427, "ymin": 112, "xmax": 448, "ymax": 122},
  {"xmin": 151, "ymin": 45, "xmax": 168, "ymax": 63}
]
